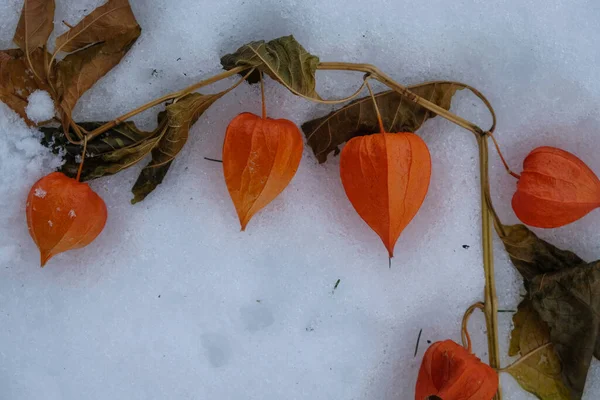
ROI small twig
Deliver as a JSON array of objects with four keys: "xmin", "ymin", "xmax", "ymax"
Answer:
[
  {"xmin": 497, "ymin": 309, "xmax": 516, "ymax": 313},
  {"xmin": 260, "ymin": 72, "xmax": 267, "ymax": 119},
  {"xmin": 333, "ymin": 279, "xmax": 340, "ymax": 291},
  {"xmin": 414, "ymin": 328, "xmax": 423, "ymax": 358},
  {"xmin": 62, "ymin": 20, "xmax": 74, "ymax": 29},
  {"xmin": 204, "ymin": 157, "xmax": 222, "ymax": 163}
]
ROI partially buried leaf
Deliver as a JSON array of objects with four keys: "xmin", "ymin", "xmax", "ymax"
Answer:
[
  {"xmin": 0, "ymin": 48, "xmax": 50, "ymax": 124},
  {"xmin": 221, "ymin": 35, "xmax": 320, "ymax": 98},
  {"xmin": 131, "ymin": 92, "xmax": 224, "ymax": 204},
  {"xmin": 13, "ymin": 0, "xmax": 55, "ymax": 53},
  {"xmin": 499, "ymin": 223, "xmax": 600, "ymax": 399},
  {"xmin": 507, "ymin": 299, "xmax": 570, "ymax": 399},
  {"xmin": 41, "ymin": 121, "xmax": 158, "ymax": 181},
  {"xmin": 302, "ymin": 81, "xmax": 463, "ymax": 163}
]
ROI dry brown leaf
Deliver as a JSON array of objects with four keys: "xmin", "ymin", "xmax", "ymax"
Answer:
[
  {"xmin": 54, "ymin": 26, "xmax": 140, "ymax": 118},
  {"xmin": 507, "ymin": 299, "xmax": 571, "ymax": 400},
  {"xmin": 13, "ymin": 0, "xmax": 55, "ymax": 54},
  {"xmin": 301, "ymin": 81, "xmax": 463, "ymax": 163},
  {"xmin": 0, "ymin": 48, "xmax": 50, "ymax": 123},
  {"xmin": 54, "ymin": 0, "xmax": 139, "ymax": 54}
]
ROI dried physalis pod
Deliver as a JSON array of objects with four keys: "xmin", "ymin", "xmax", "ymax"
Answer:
[
  {"xmin": 223, "ymin": 112, "xmax": 303, "ymax": 230},
  {"xmin": 512, "ymin": 146, "xmax": 600, "ymax": 228},
  {"xmin": 415, "ymin": 340, "xmax": 498, "ymax": 400},
  {"xmin": 340, "ymin": 132, "xmax": 431, "ymax": 257},
  {"xmin": 26, "ymin": 172, "xmax": 107, "ymax": 266}
]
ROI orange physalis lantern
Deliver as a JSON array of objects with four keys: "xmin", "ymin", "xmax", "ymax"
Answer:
[
  {"xmin": 26, "ymin": 172, "xmax": 107, "ymax": 266},
  {"xmin": 512, "ymin": 146, "xmax": 600, "ymax": 228},
  {"xmin": 222, "ymin": 112, "xmax": 303, "ymax": 230},
  {"xmin": 340, "ymin": 132, "xmax": 431, "ymax": 257},
  {"xmin": 415, "ymin": 340, "xmax": 498, "ymax": 400}
]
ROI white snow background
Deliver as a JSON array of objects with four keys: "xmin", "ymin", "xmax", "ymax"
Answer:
[{"xmin": 2, "ymin": 0, "xmax": 600, "ymax": 399}]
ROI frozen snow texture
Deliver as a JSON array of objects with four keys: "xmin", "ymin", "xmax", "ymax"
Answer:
[
  {"xmin": 0, "ymin": 102, "xmax": 62, "ymax": 270},
  {"xmin": 25, "ymin": 90, "xmax": 55, "ymax": 124},
  {"xmin": 1, "ymin": 0, "xmax": 600, "ymax": 399}
]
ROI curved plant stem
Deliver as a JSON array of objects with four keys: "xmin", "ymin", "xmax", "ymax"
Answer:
[
  {"xmin": 83, "ymin": 66, "xmax": 248, "ymax": 141},
  {"xmin": 75, "ymin": 135, "xmax": 88, "ymax": 182},
  {"xmin": 487, "ymin": 131, "xmax": 521, "ymax": 179},
  {"xmin": 461, "ymin": 302, "xmax": 485, "ymax": 353},
  {"xmin": 317, "ymin": 62, "xmax": 488, "ymax": 135}
]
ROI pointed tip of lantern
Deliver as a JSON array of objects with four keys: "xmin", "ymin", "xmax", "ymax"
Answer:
[
  {"xmin": 388, "ymin": 257, "xmax": 391, "ymax": 269},
  {"xmin": 239, "ymin": 216, "xmax": 250, "ymax": 231},
  {"xmin": 40, "ymin": 251, "xmax": 51, "ymax": 267}
]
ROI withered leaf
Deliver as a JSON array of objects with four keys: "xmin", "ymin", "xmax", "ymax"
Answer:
[
  {"xmin": 131, "ymin": 92, "xmax": 224, "ymax": 203},
  {"xmin": 499, "ymin": 224, "xmax": 583, "ymax": 283},
  {"xmin": 13, "ymin": 0, "xmax": 55, "ymax": 54},
  {"xmin": 53, "ymin": 27, "xmax": 140, "ymax": 119},
  {"xmin": 54, "ymin": 0, "xmax": 139, "ymax": 53},
  {"xmin": 51, "ymin": 0, "xmax": 140, "ymax": 129},
  {"xmin": 301, "ymin": 81, "xmax": 463, "ymax": 163},
  {"xmin": 507, "ymin": 299, "xmax": 570, "ymax": 399},
  {"xmin": 499, "ymin": 224, "xmax": 600, "ymax": 399},
  {"xmin": 41, "ymin": 121, "xmax": 157, "ymax": 181},
  {"xmin": 0, "ymin": 48, "xmax": 50, "ymax": 123},
  {"xmin": 221, "ymin": 35, "xmax": 320, "ymax": 98}
]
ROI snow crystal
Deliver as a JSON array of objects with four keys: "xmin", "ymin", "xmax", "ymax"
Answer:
[
  {"xmin": 2, "ymin": 0, "xmax": 600, "ymax": 399},
  {"xmin": 47, "ymin": 220, "xmax": 53, "ymax": 227},
  {"xmin": 25, "ymin": 90, "xmax": 55, "ymax": 123},
  {"xmin": 68, "ymin": 209, "xmax": 76, "ymax": 218},
  {"xmin": 34, "ymin": 187, "xmax": 47, "ymax": 198}
]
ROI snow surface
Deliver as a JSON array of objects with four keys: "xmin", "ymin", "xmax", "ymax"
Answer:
[
  {"xmin": 25, "ymin": 90, "xmax": 55, "ymax": 124},
  {"xmin": 2, "ymin": 0, "xmax": 600, "ymax": 399}
]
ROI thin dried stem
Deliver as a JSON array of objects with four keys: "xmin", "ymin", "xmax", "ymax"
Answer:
[
  {"xmin": 260, "ymin": 72, "xmax": 267, "ymax": 119},
  {"xmin": 478, "ymin": 134, "xmax": 502, "ymax": 400},
  {"xmin": 75, "ymin": 135, "xmax": 88, "ymax": 182},
  {"xmin": 461, "ymin": 302, "xmax": 485, "ymax": 353},
  {"xmin": 317, "ymin": 62, "xmax": 488, "ymax": 136},
  {"xmin": 487, "ymin": 131, "xmax": 521, "ymax": 179},
  {"xmin": 84, "ymin": 66, "xmax": 249, "ymax": 141},
  {"xmin": 365, "ymin": 79, "xmax": 385, "ymax": 133}
]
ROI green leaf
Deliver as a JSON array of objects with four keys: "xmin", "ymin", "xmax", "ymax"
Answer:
[
  {"xmin": 507, "ymin": 299, "xmax": 571, "ymax": 399},
  {"xmin": 499, "ymin": 224, "xmax": 599, "ymax": 399},
  {"xmin": 13, "ymin": 0, "xmax": 55, "ymax": 53},
  {"xmin": 301, "ymin": 81, "xmax": 463, "ymax": 163},
  {"xmin": 221, "ymin": 35, "xmax": 320, "ymax": 98},
  {"xmin": 131, "ymin": 92, "xmax": 224, "ymax": 203}
]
